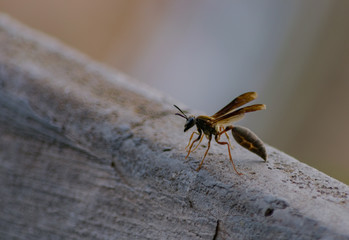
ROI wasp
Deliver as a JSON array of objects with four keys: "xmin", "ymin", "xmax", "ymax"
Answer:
[{"xmin": 174, "ymin": 92, "xmax": 267, "ymax": 175}]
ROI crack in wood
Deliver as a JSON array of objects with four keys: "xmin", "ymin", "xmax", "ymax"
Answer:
[{"xmin": 212, "ymin": 219, "xmax": 220, "ymax": 240}]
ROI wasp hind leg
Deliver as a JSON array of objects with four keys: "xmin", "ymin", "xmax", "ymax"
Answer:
[
  {"xmin": 218, "ymin": 126, "xmax": 234, "ymax": 150},
  {"xmin": 215, "ymin": 130, "xmax": 243, "ymax": 175},
  {"xmin": 224, "ymin": 132, "xmax": 234, "ymax": 150}
]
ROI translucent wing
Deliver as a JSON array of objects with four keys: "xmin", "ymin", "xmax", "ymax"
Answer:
[
  {"xmin": 211, "ymin": 92, "xmax": 258, "ymax": 119},
  {"xmin": 212, "ymin": 104, "xmax": 266, "ymax": 125}
]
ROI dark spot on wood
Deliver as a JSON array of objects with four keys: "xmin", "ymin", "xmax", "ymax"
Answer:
[
  {"xmin": 188, "ymin": 199, "xmax": 194, "ymax": 208},
  {"xmin": 264, "ymin": 208, "xmax": 274, "ymax": 217}
]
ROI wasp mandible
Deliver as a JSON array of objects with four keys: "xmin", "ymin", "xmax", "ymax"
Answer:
[{"xmin": 174, "ymin": 92, "xmax": 267, "ymax": 175}]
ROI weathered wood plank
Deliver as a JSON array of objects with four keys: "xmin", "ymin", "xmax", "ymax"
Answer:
[{"xmin": 0, "ymin": 14, "xmax": 348, "ymax": 239}]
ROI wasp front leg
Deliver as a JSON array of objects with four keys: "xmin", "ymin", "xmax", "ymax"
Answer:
[
  {"xmin": 186, "ymin": 131, "xmax": 204, "ymax": 152},
  {"xmin": 185, "ymin": 129, "xmax": 202, "ymax": 159},
  {"xmin": 185, "ymin": 131, "xmax": 199, "ymax": 150},
  {"xmin": 191, "ymin": 133, "xmax": 204, "ymax": 152},
  {"xmin": 196, "ymin": 134, "xmax": 212, "ymax": 171}
]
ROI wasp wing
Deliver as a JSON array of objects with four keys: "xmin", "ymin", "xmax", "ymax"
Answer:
[
  {"xmin": 212, "ymin": 104, "xmax": 266, "ymax": 125},
  {"xmin": 211, "ymin": 92, "xmax": 258, "ymax": 119}
]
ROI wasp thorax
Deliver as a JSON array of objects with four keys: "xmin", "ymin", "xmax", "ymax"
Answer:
[{"xmin": 184, "ymin": 116, "xmax": 196, "ymax": 132}]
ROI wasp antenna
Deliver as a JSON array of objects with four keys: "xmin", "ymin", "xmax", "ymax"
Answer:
[
  {"xmin": 175, "ymin": 113, "xmax": 187, "ymax": 119},
  {"xmin": 173, "ymin": 105, "xmax": 188, "ymax": 119}
]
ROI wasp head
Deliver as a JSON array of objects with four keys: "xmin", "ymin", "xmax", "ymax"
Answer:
[
  {"xmin": 184, "ymin": 116, "xmax": 196, "ymax": 132},
  {"xmin": 174, "ymin": 105, "xmax": 196, "ymax": 132}
]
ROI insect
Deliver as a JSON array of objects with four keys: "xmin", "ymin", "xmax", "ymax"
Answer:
[{"xmin": 174, "ymin": 91, "xmax": 267, "ymax": 175}]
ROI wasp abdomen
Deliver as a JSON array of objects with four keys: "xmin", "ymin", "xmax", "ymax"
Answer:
[{"xmin": 231, "ymin": 125, "xmax": 267, "ymax": 161}]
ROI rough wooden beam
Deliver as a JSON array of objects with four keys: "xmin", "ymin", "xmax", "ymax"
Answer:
[{"xmin": 0, "ymin": 14, "xmax": 348, "ymax": 239}]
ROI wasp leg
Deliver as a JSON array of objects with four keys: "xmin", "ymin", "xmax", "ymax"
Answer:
[
  {"xmin": 191, "ymin": 133, "xmax": 204, "ymax": 152},
  {"xmin": 196, "ymin": 134, "xmax": 212, "ymax": 171},
  {"xmin": 221, "ymin": 125, "xmax": 233, "ymax": 133},
  {"xmin": 218, "ymin": 126, "xmax": 234, "ymax": 150},
  {"xmin": 215, "ymin": 132, "xmax": 243, "ymax": 175},
  {"xmin": 224, "ymin": 132, "xmax": 234, "ymax": 150},
  {"xmin": 185, "ymin": 130, "xmax": 202, "ymax": 159},
  {"xmin": 185, "ymin": 131, "xmax": 199, "ymax": 150}
]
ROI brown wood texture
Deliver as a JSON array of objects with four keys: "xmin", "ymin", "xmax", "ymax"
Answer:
[{"xmin": 0, "ymin": 15, "xmax": 349, "ymax": 239}]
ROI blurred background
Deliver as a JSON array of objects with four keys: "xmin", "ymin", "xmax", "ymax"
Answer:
[{"xmin": 1, "ymin": 0, "xmax": 348, "ymax": 184}]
